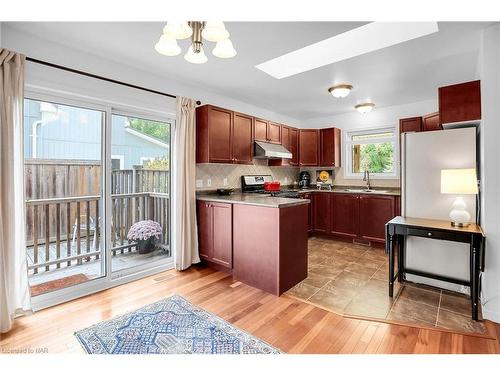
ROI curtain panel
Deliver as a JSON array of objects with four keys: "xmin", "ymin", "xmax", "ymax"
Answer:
[
  {"xmin": 173, "ymin": 97, "xmax": 200, "ymax": 270},
  {"xmin": 0, "ymin": 49, "xmax": 31, "ymax": 333}
]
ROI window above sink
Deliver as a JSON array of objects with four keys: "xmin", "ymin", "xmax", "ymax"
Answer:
[{"xmin": 344, "ymin": 127, "xmax": 399, "ymax": 180}]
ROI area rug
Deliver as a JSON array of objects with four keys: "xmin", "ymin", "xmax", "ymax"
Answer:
[
  {"xmin": 75, "ymin": 294, "xmax": 281, "ymax": 354},
  {"xmin": 30, "ymin": 274, "xmax": 89, "ymax": 296}
]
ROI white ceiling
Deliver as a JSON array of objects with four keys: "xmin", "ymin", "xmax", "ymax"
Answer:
[{"xmin": 5, "ymin": 22, "xmax": 493, "ymax": 121}]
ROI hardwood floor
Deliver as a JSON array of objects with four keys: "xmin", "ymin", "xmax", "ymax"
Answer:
[{"xmin": 1, "ymin": 265, "xmax": 500, "ymax": 354}]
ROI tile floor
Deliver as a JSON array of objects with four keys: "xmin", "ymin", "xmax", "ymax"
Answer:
[{"xmin": 286, "ymin": 237, "xmax": 486, "ymax": 335}]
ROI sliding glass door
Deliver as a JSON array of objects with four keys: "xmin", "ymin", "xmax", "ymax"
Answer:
[
  {"xmin": 23, "ymin": 98, "xmax": 105, "ymax": 296},
  {"xmin": 23, "ymin": 95, "xmax": 174, "ymax": 301},
  {"xmin": 109, "ymin": 113, "xmax": 172, "ymax": 276}
]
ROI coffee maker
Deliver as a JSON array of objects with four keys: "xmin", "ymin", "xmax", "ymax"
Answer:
[{"xmin": 298, "ymin": 171, "xmax": 311, "ymax": 189}]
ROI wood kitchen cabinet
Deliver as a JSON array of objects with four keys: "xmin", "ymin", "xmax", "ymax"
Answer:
[
  {"xmin": 196, "ymin": 105, "xmax": 253, "ymax": 164},
  {"xmin": 331, "ymin": 193, "xmax": 359, "ymax": 239},
  {"xmin": 268, "ymin": 125, "xmax": 300, "ymax": 166},
  {"xmin": 299, "ymin": 129, "xmax": 320, "ymax": 166},
  {"xmin": 422, "ymin": 112, "xmax": 442, "ymax": 132},
  {"xmin": 313, "ymin": 192, "xmax": 331, "ymax": 233},
  {"xmin": 320, "ymin": 127, "xmax": 341, "ymax": 167},
  {"xmin": 399, "ymin": 117, "xmax": 423, "ymax": 133},
  {"xmin": 358, "ymin": 195, "xmax": 396, "ymax": 242},
  {"xmin": 196, "ymin": 201, "xmax": 232, "ymax": 269},
  {"xmin": 299, "ymin": 192, "xmax": 314, "ymax": 233},
  {"xmin": 254, "ymin": 118, "xmax": 281, "ymax": 144},
  {"xmin": 439, "ymin": 80, "xmax": 481, "ymax": 125}
]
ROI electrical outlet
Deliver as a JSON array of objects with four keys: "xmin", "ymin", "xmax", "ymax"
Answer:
[
  {"xmin": 284, "ymin": 177, "xmax": 288, "ymax": 184},
  {"xmin": 223, "ymin": 178, "xmax": 228, "ymax": 186},
  {"xmin": 207, "ymin": 178, "xmax": 212, "ymax": 187},
  {"xmin": 196, "ymin": 179, "xmax": 203, "ymax": 188}
]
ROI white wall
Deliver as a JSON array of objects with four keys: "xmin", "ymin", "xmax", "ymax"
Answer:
[
  {"xmin": 477, "ymin": 24, "xmax": 500, "ymax": 323},
  {"xmin": 302, "ymin": 99, "xmax": 438, "ymax": 130},
  {"xmin": 1, "ymin": 24, "xmax": 301, "ymax": 127}
]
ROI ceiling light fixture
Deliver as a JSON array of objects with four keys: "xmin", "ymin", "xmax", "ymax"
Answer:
[
  {"xmin": 355, "ymin": 102, "xmax": 375, "ymax": 114},
  {"xmin": 328, "ymin": 84, "xmax": 353, "ymax": 98},
  {"xmin": 155, "ymin": 21, "xmax": 236, "ymax": 64}
]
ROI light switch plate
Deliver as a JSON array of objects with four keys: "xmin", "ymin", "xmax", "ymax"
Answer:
[
  {"xmin": 196, "ymin": 179, "xmax": 203, "ymax": 188},
  {"xmin": 207, "ymin": 178, "xmax": 212, "ymax": 187},
  {"xmin": 223, "ymin": 178, "xmax": 228, "ymax": 186}
]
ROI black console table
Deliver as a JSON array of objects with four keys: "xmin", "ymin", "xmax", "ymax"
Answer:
[{"xmin": 385, "ymin": 216, "xmax": 485, "ymax": 321}]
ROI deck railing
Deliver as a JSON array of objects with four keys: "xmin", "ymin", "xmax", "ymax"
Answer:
[{"xmin": 25, "ymin": 192, "xmax": 170, "ymax": 275}]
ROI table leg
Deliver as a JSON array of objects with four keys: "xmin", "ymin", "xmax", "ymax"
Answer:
[
  {"xmin": 388, "ymin": 232, "xmax": 395, "ymax": 298},
  {"xmin": 471, "ymin": 236, "xmax": 480, "ymax": 321},
  {"xmin": 398, "ymin": 234, "xmax": 405, "ymax": 283}
]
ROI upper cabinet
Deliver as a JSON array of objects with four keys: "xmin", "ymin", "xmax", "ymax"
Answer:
[
  {"xmin": 196, "ymin": 105, "xmax": 253, "ymax": 164},
  {"xmin": 422, "ymin": 112, "xmax": 442, "ymax": 132},
  {"xmin": 439, "ymin": 80, "xmax": 481, "ymax": 125},
  {"xmin": 268, "ymin": 125, "xmax": 300, "ymax": 166},
  {"xmin": 254, "ymin": 118, "xmax": 281, "ymax": 144},
  {"xmin": 320, "ymin": 128, "xmax": 341, "ymax": 167},
  {"xmin": 399, "ymin": 117, "xmax": 422, "ymax": 133},
  {"xmin": 299, "ymin": 129, "xmax": 320, "ymax": 166}
]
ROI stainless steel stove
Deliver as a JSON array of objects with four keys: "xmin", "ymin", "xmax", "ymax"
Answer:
[{"xmin": 241, "ymin": 175, "xmax": 301, "ymax": 198}]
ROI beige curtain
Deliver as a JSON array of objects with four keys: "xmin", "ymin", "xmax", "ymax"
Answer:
[
  {"xmin": 0, "ymin": 49, "xmax": 31, "ymax": 333},
  {"xmin": 173, "ymin": 97, "xmax": 200, "ymax": 270}
]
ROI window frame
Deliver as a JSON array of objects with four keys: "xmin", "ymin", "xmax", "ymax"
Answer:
[
  {"xmin": 343, "ymin": 126, "xmax": 399, "ymax": 179},
  {"xmin": 111, "ymin": 154, "xmax": 125, "ymax": 170}
]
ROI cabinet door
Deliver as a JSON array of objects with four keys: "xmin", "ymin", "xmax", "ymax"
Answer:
[
  {"xmin": 313, "ymin": 192, "xmax": 331, "ymax": 233},
  {"xmin": 254, "ymin": 118, "xmax": 268, "ymax": 142},
  {"xmin": 299, "ymin": 129, "xmax": 320, "ymax": 166},
  {"xmin": 232, "ymin": 112, "xmax": 254, "ymax": 164},
  {"xmin": 208, "ymin": 106, "xmax": 233, "ymax": 163},
  {"xmin": 197, "ymin": 201, "xmax": 213, "ymax": 260},
  {"xmin": 211, "ymin": 203, "xmax": 233, "ymax": 268},
  {"xmin": 281, "ymin": 126, "xmax": 290, "ymax": 150},
  {"xmin": 268, "ymin": 122, "xmax": 282, "ymax": 144},
  {"xmin": 331, "ymin": 194, "xmax": 359, "ymax": 238},
  {"xmin": 422, "ymin": 112, "xmax": 442, "ymax": 132},
  {"xmin": 399, "ymin": 117, "xmax": 422, "ymax": 133},
  {"xmin": 439, "ymin": 80, "xmax": 481, "ymax": 125},
  {"xmin": 289, "ymin": 128, "xmax": 299, "ymax": 166},
  {"xmin": 320, "ymin": 128, "xmax": 341, "ymax": 167},
  {"xmin": 358, "ymin": 195, "xmax": 395, "ymax": 243}
]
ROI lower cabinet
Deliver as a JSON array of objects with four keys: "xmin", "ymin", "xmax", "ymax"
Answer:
[
  {"xmin": 331, "ymin": 194, "xmax": 360, "ymax": 239},
  {"xmin": 313, "ymin": 192, "xmax": 331, "ymax": 233},
  {"xmin": 196, "ymin": 201, "xmax": 232, "ymax": 269},
  {"xmin": 299, "ymin": 192, "xmax": 314, "ymax": 233},
  {"xmin": 358, "ymin": 195, "xmax": 396, "ymax": 242},
  {"xmin": 310, "ymin": 192, "xmax": 398, "ymax": 244}
]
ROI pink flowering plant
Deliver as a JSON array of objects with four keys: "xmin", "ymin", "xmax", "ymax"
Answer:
[{"xmin": 127, "ymin": 220, "xmax": 162, "ymax": 242}]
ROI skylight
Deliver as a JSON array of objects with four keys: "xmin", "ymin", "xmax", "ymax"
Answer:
[{"xmin": 255, "ymin": 22, "xmax": 439, "ymax": 79}]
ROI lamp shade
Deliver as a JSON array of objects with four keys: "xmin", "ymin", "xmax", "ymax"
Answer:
[{"xmin": 440, "ymin": 168, "xmax": 478, "ymax": 194}]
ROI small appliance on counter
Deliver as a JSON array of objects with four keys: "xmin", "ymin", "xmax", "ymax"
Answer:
[
  {"xmin": 316, "ymin": 170, "xmax": 334, "ymax": 190},
  {"xmin": 298, "ymin": 171, "xmax": 311, "ymax": 189}
]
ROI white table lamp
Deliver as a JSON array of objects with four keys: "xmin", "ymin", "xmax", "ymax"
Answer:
[{"xmin": 440, "ymin": 168, "xmax": 478, "ymax": 227}]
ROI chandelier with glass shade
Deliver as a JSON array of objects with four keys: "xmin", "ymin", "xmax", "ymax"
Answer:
[{"xmin": 155, "ymin": 21, "xmax": 237, "ymax": 64}]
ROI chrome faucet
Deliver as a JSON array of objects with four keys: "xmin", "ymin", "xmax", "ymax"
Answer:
[{"xmin": 363, "ymin": 170, "xmax": 371, "ymax": 190}]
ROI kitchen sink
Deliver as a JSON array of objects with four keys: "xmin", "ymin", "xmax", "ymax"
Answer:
[{"xmin": 343, "ymin": 188, "xmax": 389, "ymax": 194}]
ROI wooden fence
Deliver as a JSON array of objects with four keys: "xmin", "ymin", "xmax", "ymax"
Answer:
[{"xmin": 25, "ymin": 159, "xmax": 169, "ymax": 244}]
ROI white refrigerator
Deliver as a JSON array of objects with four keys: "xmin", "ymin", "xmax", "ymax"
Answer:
[{"xmin": 401, "ymin": 127, "xmax": 477, "ymax": 292}]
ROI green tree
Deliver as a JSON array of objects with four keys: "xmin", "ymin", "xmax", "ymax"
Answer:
[
  {"xmin": 129, "ymin": 118, "xmax": 170, "ymax": 143},
  {"xmin": 143, "ymin": 156, "xmax": 169, "ymax": 170},
  {"xmin": 359, "ymin": 142, "xmax": 394, "ymax": 173}
]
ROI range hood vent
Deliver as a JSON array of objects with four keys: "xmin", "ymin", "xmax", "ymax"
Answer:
[{"xmin": 254, "ymin": 141, "xmax": 292, "ymax": 159}]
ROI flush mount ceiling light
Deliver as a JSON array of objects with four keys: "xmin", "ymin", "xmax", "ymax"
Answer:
[
  {"xmin": 355, "ymin": 102, "xmax": 375, "ymax": 114},
  {"xmin": 155, "ymin": 21, "xmax": 236, "ymax": 64},
  {"xmin": 256, "ymin": 22, "xmax": 439, "ymax": 79},
  {"xmin": 328, "ymin": 84, "xmax": 353, "ymax": 98}
]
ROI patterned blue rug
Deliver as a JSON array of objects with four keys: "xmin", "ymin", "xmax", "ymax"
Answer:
[{"xmin": 75, "ymin": 294, "xmax": 281, "ymax": 354}]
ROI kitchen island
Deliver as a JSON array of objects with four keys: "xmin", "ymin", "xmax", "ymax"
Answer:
[{"xmin": 196, "ymin": 193, "xmax": 309, "ymax": 295}]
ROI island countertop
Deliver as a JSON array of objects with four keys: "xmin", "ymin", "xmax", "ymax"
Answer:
[{"xmin": 196, "ymin": 193, "xmax": 310, "ymax": 208}]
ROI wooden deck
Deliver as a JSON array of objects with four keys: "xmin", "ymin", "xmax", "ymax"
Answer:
[{"xmin": 28, "ymin": 239, "xmax": 171, "ymax": 289}]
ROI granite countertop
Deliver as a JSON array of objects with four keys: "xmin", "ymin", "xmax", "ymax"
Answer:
[
  {"xmin": 196, "ymin": 193, "xmax": 310, "ymax": 208},
  {"xmin": 297, "ymin": 186, "xmax": 400, "ymax": 196}
]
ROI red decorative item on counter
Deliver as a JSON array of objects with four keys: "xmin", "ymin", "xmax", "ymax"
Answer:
[{"xmin": 264, "ymin": 181, "xmax": 281, "ymax": 192}]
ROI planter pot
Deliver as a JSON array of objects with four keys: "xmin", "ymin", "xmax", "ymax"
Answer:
[{"xmin": 137, "ymin": 237, "xmax": 156, "ymax": 254}]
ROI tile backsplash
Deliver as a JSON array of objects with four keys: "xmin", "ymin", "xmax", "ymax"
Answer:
[{"xmin": 196, "ymin": 159, "xmax": 300, "ymax": 190}]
